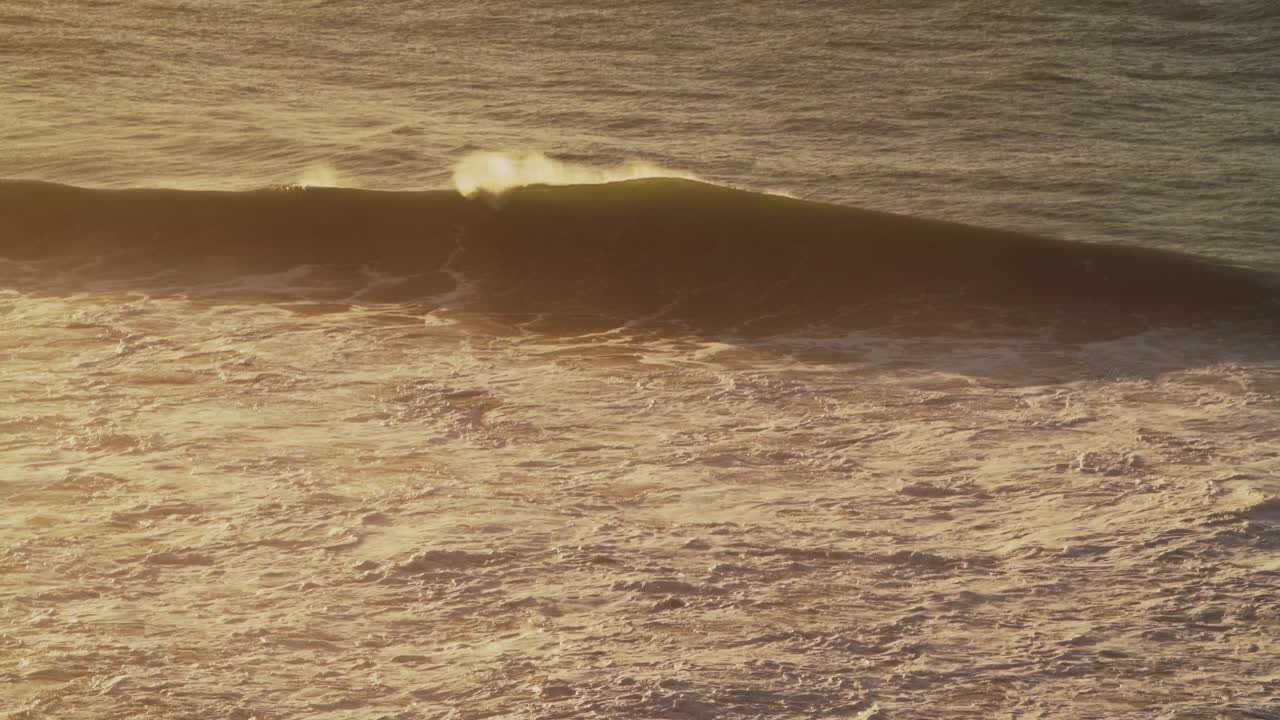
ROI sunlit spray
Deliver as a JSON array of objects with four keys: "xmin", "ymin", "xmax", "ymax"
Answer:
[
  {"xmin": 297, "ymin": 162, "xmax": 342, "ymax": 188},
  {"xmin": 451, "ymin": 151, "xmax": 699, "ymax": 198}
]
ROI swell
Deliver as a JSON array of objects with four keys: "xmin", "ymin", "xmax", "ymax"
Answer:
[{"xmin": 2, "ymin": 178, "xmax": 1277, "ymax": 336}]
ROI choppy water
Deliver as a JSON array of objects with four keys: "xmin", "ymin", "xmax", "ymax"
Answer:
[{"xmin": 4, "ymin": 2, "xmax": 1280, "ymax": 718}]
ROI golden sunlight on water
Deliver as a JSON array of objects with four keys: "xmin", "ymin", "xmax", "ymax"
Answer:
[
  {"xmin": 451, "ymin": 151, "xmax": 699, "ymax": 197},
  {"xmin": 4, "ymin": 0, "xmax": 1280, "ymax": 716},
  {"xmin": 297, "ymin": 163, "xmax": 343, "ymax": 189},
  {"xmin": 2, "ymin": 264, "xmax": 1279, "ymax": 716}
]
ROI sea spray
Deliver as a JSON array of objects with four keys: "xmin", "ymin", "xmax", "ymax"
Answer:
[{"xmin": 451, "ymin": 151, "xmax": 698, "ymax": 197}]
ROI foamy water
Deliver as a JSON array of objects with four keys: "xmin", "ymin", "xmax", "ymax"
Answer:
[
  {"xmin": 3, "ymin": 268, "xmax": 1279, "ymax": 717},
  {"xmin": 3, "ymin": 1, "xmax": 1280, "ymax": 718}
]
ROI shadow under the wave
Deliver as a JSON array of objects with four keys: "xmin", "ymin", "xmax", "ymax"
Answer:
[
  {"xmin": 3, "ymin": 178, "xmax": 1278, "ymax": 384},
  {"xmin": 5, "ymin": 262, "xmax": 1279, "ymax": 386}
]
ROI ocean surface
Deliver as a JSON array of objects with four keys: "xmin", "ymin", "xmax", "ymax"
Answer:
[
  {"xmin": 3, "ymin": 1, "xmax": 1280, "ymax": 718},
  {"xmin": 5, "ymin": 0, "xmax": 1280, "ymax": 267}
]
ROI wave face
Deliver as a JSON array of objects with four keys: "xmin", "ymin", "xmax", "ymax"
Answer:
[{"xmin": 2, "ymin": 178, "xmax": 1277, "ymax": 337}]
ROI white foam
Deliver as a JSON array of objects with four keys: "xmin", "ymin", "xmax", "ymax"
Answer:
[
  {"xmin": 297, "ymin": 162, "xmax": 342, "ymax": 188},
  {"xmin": 451, "ymin": 151, "xmax": 699, "ymax": 197}
]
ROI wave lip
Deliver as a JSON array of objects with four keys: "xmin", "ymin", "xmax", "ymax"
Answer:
[
  {"xmin": 451, "ymin": 151, "xmax": 698, "ymax": 198},
  {"xmin": 1, "ymin": 177, "xmax": 1277, "ymax": 337}
]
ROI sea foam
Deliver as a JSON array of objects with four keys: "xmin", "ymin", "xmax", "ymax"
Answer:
[{"xmin": 451, "ymin": 151, "xmax": 697, "ymax": 197}]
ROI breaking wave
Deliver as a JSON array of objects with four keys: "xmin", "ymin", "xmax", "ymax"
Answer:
[
  {"xmin": 1, "ymin": 177, "xmax": 1277, "ymax": 337},
  {"xmin": 451, "ymin": 151, "xmax": 698, "ymax": 197}
]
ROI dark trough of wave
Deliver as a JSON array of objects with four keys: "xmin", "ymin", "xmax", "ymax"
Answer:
[{"xmin": 2, "ymin": 178, "xmax": 1277, "ymax": 338}]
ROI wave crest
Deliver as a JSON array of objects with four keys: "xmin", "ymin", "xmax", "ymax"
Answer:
[{"xmin": 451, "ymin": 151, "xmax": 697, "ymax": 197}]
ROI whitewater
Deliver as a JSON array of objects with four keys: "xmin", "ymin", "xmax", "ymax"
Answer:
[{"xmin": 3, "ymin": 1, "xmax": 1280, "ymax": 718}]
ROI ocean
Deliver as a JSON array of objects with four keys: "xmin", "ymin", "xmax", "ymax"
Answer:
[{"xmin": 2, "ymin": 1, "xmax": 1279, "ymax": 718}]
